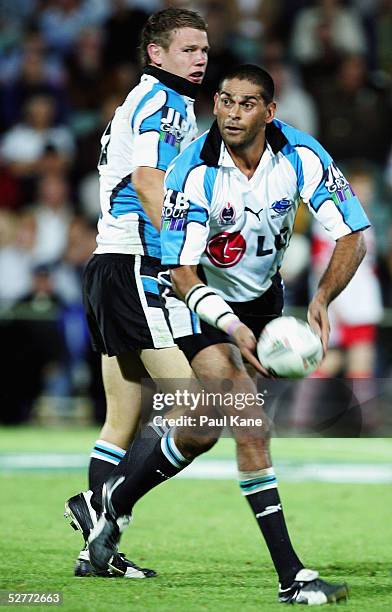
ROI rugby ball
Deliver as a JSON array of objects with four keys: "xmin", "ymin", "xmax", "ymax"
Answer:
[{"xmin": 257, "ymin": 316, "xmax": 323, "ymax": 378}]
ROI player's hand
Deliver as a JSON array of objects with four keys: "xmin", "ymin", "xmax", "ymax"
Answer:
[
  {"xmin": 231, "ymin": 323, "xmax": 271, "ymax": 376},
  {"xmin": 307, "ymin": 297, "xmax": 329, "ymax": 355}
]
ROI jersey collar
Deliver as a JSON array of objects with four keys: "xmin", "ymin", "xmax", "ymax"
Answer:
[
  {"xmin": 200, "ymin": 120, "xmax": 289, "ymax": 166},
  {"xmin": 143, "ymin": 66, "xmax": 199, "ymax": 99}
]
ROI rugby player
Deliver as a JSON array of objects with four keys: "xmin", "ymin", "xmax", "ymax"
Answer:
[
  {"xmin": 87, "ymin": 65, "xmax": 368, "ymax": 604},
  {"xmin": 64, "ymin": 8, "xmax": 209, "ymax": 578}
]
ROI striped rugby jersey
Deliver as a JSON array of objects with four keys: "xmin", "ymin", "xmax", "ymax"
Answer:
[
  {"xmin": 161, "ymin": 119, "xmax": 370, "ymax": 301},
  {"xmin": 94, "ymin": 66, "xmax": 199, "ymax": 258}
]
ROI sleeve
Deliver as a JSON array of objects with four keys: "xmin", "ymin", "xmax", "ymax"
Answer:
[
  {"xmin": 132, "ymin": 89, "xmax": 188, "ymax": 172},
  {"xmin": 161, "ymin": 164, "xmax": 211, "ymax": 267},
  {"xmin": 295, "ymin": 144, "xmax": 370, "ymax": 240}
]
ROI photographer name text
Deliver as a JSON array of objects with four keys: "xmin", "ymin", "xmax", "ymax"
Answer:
[{"xmin": 152, "ymin": 415, "xmax": 263, "ymax": 428}]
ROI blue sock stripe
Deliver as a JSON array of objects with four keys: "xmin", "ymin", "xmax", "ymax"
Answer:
[
  {"xmin": 161, "ymin": 436, "xmax": 183, "ymax": 468},
  {"xmin": 90, "ymin": 448, "xmax": 121, "ymax": 464},
  {"xmin": 161, "ymin": 434, "xmax": 189, "ymax": 469},
  {"xmin": 240, "ymin": 475, "xmax": 277, "ymax": 487},
  {"xmin": 165, "ymin": 435, "xmax": 188, "ymax": 466},
  {"xmin": 94, "ymin": 445, "xmax": 125, "ymax": 461},
  {"xmin": 240, "ymin": 476, "xmax": 277, "ymax": 493},
  {"xmin": 240, "ymin": 480, "xmax": 277, "ymax": 493}
]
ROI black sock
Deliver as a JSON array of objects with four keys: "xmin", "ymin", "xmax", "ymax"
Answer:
[
  {"xmin": 92, "ymin": 425, "xmax": 191, "ymax": 516},
  {"xmin": 240, "ymin": 469, "xmax": 303, "ymax": 588},
  {"xmin": 88, "ymin": 439, "xmax": 126, "ymax": 490}
]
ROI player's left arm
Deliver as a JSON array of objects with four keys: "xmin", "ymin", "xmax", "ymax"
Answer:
[
  {"xmin": 308, "ymin": 231, "xmax": 366, "ymax": 352},
  {"xmin": 171, "ymin": 265, "xmax": 267, "ymax": 374},
  {"xmin": 294, "ymin": 137, "xmax": 370, "ymax": 352}
]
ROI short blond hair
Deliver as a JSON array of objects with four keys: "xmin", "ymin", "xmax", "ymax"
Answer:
[{"xmin": 139, "ymin": 8, "xmax": 207, "ymax": 67}]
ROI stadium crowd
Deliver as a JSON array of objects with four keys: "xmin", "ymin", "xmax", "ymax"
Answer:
[{"xmin": 0, "ymin": 0, "xmax": 392, "ymax": 424}]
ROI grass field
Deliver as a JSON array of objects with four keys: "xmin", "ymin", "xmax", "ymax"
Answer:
[{"xmin": 0, "ymin": 427, "xmax": 391, "ymax": 611}]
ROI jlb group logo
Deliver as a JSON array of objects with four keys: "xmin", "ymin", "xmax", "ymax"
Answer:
[
  {"xmin": 325, "ymin": 163, "xmax": 355, "ymax": 206},
  {"xmin": 162, "ymin": 189, "xmax": 189, "ymax": 232},
  {"xmin": 219, "ymin": 202, "xmax": 236, "ymax": 225},
  {"xmin": 206, "ymin": 231, "xmax": 246, "ymax": 268},
  {"xmin": 160, "ymin": 106, "xmax": 187, "ymax": 148}
]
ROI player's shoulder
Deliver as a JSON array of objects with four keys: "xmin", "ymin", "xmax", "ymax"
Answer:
[
  {"xmin": 166, "ymin": 131, "xmax": 210, "ymax": 186},
  {"xmin": 272, "ymin": 118, "xmax": 332, "ymax": 166},
  {"xmin": 145, "ymin": 75, "xmax": 187, "ymax": 111}
]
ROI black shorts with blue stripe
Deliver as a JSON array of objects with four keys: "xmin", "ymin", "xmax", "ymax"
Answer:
[{"xmin": 83, "ymin": 254, "xmax": 175, "ymax": 356}]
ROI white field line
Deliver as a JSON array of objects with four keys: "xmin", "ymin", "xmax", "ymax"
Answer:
[{"xmin": 1, "ymin": 454, "xmax": 392, "ymax": 483}]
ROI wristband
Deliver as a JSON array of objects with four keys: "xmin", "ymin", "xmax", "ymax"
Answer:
[
  {"xmin": 224, "ymin": 318, "xmax": 243, "ymax": 336},
  {"xmin": 185, "ymin": 284, "xmax": 241, "ymax": 332}
]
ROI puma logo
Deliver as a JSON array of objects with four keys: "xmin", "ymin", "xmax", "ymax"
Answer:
[{"xmin": 245, "ymin": 207, "xmax": 264, "ymax": 221}]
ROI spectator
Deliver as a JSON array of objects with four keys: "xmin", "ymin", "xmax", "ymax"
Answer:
[
  {"xmin": 375, "ymin": 0, "xmax": 392, "ymax": 77},
  {"xmin": 315, "ymin": 53, "xmax": 392, "ymax": 164},
  {"xmin": 0, "ymin": 27, "xmax": 68, "ymax": 129},
  {"xmin": 0, "ymin": 209, "xmax": 36, "ymax": 303},
  {"xmin": 0, "ymin": 159, "xmax": 22, "ymax": 210},
  {"xmin": 266, "ymin": 60, "xmax": 319, "ymax": 136},
  {"xmin": 64, "ymin": 26, "xmax": 105, "ymax": 130},
  {"xmin": 37, "ymin": 0, "xmax": 99, "ymax": 58},
  {"xmin": 1, "ymin": 94, "xmax": 75, "ymax": 199},
  {"xmin": 30, "ymin": 173, "xmax": 73, "ymax": 266},
  {"xmin": 0, "ymin": 263, "xmax": 70, "ymax": 424},
  {"xmin": 290, "ymin": 0, "xmax": 367, "ymax": 91},
  {"xmin": 101, "ymin": 0, "xmax": 148, "ymax": 68},
  {"xmin": 200, "ymin": 1, "xmax": 243, "ymax": 98}
]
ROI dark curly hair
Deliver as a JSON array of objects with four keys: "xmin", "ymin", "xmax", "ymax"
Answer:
[{"xmin": 219, "ymin": 64, "xmax": 275, "ymax": 105}]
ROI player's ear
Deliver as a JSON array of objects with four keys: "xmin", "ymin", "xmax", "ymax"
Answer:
[
  {"xmin": 147, "ymin": 43, "xmax": 162, "ymax": 66},
  {"xmin": 265, "ymin": 101, "xmax": 276, "ymax": 124},
  {"xmin": 213, "ymin": 92, "xmax": 219, "ymax": 116}
]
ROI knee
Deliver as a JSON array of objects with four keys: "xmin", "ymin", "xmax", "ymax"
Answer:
[{"xmin": 176, "ymin": 429, "xmax": 220, "ymax": 460}]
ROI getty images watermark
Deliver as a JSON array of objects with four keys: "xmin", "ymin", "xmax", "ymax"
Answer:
[
  {"xmin": 142, "ymin": 377, "xmax": 392, "ymax": 437},
  {"xmin": 151, "ymin": 388, "xmax": 266, "ymax": 429}
]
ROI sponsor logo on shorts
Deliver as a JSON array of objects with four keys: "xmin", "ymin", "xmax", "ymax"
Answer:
[{"xmin": 206, "ymin": 231, "xmax": 246, "ymax": 267}]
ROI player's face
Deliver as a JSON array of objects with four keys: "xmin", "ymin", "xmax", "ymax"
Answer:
[
  {"xmin": 213, "ymin": 78, "xmax": 276, "ymax": 149},
  {"xmin": 149, "ymin": 28, "xmax": 209, "ymax": 84}
]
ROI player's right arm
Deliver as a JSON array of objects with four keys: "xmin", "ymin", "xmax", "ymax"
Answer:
[
  {"xmin": 131, "ymin": 88, "xmax": 189, "ymax": 231},
  {"xmin": 132, "ymin": 166, "xmax": 165, "ymax": 231},
  {"xmin": 170, "ymin": 264, "xmax": 267, "ymax": 374}
]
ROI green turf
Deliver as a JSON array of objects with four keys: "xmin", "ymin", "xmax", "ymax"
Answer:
[
  {"xmin": 1, "ymin": 425, "xmax": 392, "ymax": 462},
  {"xmin": 0, "ymin": 471, "xmax": 391, "ymax": 611}
]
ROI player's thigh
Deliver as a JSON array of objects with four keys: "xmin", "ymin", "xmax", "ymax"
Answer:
[
  {"xmin": 140, "ymin": 345, "xmax": 195, "ymax": 391},
  {"xmin": 191, "ymin": 342, "xmax": 246, "ymax": 380},
  {"xmin": 102, "ymin": 352, "xmax": 148, "ymax": 423}
]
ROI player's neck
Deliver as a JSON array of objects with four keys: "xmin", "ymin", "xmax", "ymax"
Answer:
[{"xmin": 227, "ymin": 137, "xmax": 267, "ymax": 180}]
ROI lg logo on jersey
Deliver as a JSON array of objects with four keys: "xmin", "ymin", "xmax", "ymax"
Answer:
[
  {"xmin": 206, "ymin": 231, "xmax": 246, "ymax": 267},
  {"xmin": 206, "ymin": 228, "xmax": 290, "ymax": 268}
]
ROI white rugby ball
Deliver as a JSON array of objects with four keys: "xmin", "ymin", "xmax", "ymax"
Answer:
[{"xmin": 257, "ymin": 316, "xmax": 323, "ymax": 378}]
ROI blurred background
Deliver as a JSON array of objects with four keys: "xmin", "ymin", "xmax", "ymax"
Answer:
[{"xmin": 0, "ymin": 0, "xmax": 391, "ymax": 433}]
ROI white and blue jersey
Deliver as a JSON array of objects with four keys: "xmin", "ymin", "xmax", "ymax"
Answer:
[
  {"xmin": 161, "ymin": 118, "xmax": 370, "ymax": 302},
  {"xmin": 94, "ymin": 66, "xmax": 199, "ymax": 258}
]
